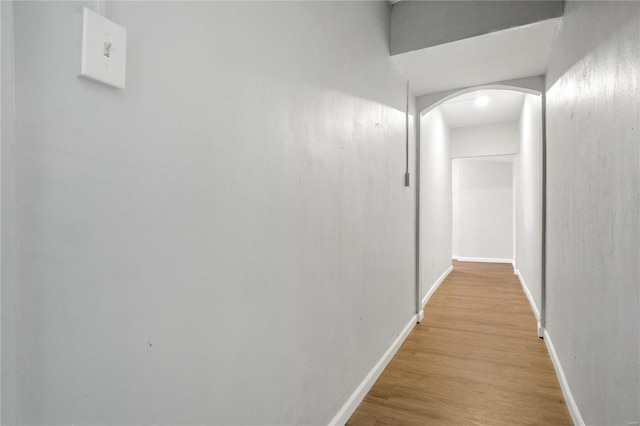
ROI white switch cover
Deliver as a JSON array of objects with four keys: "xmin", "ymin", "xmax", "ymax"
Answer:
[{"xmin": 80, "ymin": 7, "xmax": 127, "ymax": 89}]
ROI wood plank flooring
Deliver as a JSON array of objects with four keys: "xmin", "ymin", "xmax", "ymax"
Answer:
[{"xmin": 347, "ymin": 261, "xmax": 572, "ymax": 426}]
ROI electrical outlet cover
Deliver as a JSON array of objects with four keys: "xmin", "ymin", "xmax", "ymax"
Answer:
[{"xmin": 80, "ymin": 7, "xmax": 127, "ymax": 89}]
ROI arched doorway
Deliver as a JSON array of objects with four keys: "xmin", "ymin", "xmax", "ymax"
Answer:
[{"xmin": 416, "ymin": 85, "xmax": 546, "ymax": 338}]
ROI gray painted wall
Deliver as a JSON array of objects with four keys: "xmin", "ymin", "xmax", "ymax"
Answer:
[
  {"xmin": 391, "ymin": 1, "xmax": 563, "ymax": 56},
  {"xmin": 515, "ymin": 94, "xmax": 543, "ymax": 319},
  {"xmin": 546, "ymin": 1, "xmax": 640, "ymax": 424},
  {"xmin": 1, "ymin": 1, "xmax": 17, "ymax": 424},
  {"xmin": 10, "ymin": 2, "xmax": 416, "ymax": 424},
  {"xmin": 419, "ymin": 108, "xmax": 452, "ymax": 302}
]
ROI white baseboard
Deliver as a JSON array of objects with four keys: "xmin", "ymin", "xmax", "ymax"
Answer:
[
  {"xmin": 514, "ymin": 269, "xmax": 541, "ymax": 321},
  {"xmin": 421, "ymin": 265, "xmax": 453, "ymax": 309},
  {"xmin": 329, "ymin": 314, "xmax": 417, "ymax": 426},
  {"xmin": 537, "ymin": 323, "xmax": 544, "ymax": 338},
  {"xmin": 454, "ymin": 256, "xmax": 513, "ymax": 264},
  {"xmin": 543, "ymin": 329, "xmax": 585, "ymax": 426}
]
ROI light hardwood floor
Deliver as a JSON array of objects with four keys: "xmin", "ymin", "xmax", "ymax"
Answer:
[{"xmin": 347, "ymin": 261, "xmax": 572, "ymax": 426}]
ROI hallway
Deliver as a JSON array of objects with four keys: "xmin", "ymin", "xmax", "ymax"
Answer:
[
  {"xmin": 3, "ymin": 1, "xmax": 639, "ymax": 424},
  {"xmin": 347, "ymin": 261, "xmax": 572, "ymax": 425}
]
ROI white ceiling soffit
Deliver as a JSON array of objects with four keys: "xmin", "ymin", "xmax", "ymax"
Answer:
[
  {"xmin": 392, "ymin": 17, "xmax": 562, "ymax": 96},
  {"xmin": 439, "ymin": 89, "xmax": 525, "ymax": 128}
]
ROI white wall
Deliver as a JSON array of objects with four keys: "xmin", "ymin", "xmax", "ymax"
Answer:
[
  {"xmin": 450, "ymin": 120, "xmax": 519, "ymax": 158},
  {"xmin": 452, "ymin": 159, "xmax": 513, "ymax": 261},
  {"xmin": 546, "ymin": 1, "xmax": 640, "ymax": 425},
  {"xmin": 514, "ymin": 94, "xmax": 542, "ymax": 319},
  {"xmin": 451, "ymin": 159, "xmax": 459, "ymax": 257},
  {"xmin": 9, "ymin": 2, "xmax": 417, "ymax": 424},
  {"xmin": 419, "ymin": 108, "xmax": 452, "ymax": 304}
]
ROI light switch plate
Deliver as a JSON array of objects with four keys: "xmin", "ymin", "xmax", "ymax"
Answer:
[{"xmin": 80, "ymin": 7, "xmax": 127, "ymax": 89}]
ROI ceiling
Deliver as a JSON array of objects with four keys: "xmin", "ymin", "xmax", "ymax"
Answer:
[
  {"xmin": 439, "ymin": 89, "xmax": 525, "ymax": 128},
  {"xmin": 392, "ymin": 18, "xmax": 562, "ymax": 96}
]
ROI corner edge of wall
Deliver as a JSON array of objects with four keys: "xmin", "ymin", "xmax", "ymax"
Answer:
[{"xmin": 543, "ymin": 329, "xmax": 586, "ymax": 426}]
